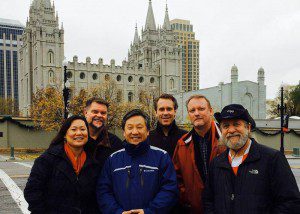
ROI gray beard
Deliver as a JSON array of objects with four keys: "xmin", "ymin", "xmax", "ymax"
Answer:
[{"xmin": 222, "ymin": 132, "xmax": 249, "ymax": 151}]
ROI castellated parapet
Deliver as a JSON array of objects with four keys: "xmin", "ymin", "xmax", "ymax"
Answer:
[{"xmin": 66, "ymin": 56, "xmax": 161, "ymax": 102}]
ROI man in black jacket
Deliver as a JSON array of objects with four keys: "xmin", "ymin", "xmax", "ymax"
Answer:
[
  {"xmin": 84, "ymin": 97, "xmax": 123, "ymax": 167},
  {"xmin": 149, "ymin": 94, "xmax": 187, "ymax": 158},
  {"xmin": 203, "ymin": 104, "xmax": 300, "ymax": 214}
]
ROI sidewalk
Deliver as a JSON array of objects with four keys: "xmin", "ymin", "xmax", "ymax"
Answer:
[{"xmin": 286, "ymin": 155, "xmax": 300, "ymax": 159}]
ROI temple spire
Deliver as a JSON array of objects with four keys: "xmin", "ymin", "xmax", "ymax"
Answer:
[
  {"xmin": 145, "ymin": 0, "xmax": 156, "ymax": 30},
  {"xmin": 163, "ymin": 3, "xmax": 171, "ymax": 30},
  {"xmin": 133, "ymin": 23, "xmax": 139, "ymax": 44}
]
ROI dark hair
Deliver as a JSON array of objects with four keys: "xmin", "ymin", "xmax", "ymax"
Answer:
[
  {"xmin": 154, "ymin": 93, "xmax": 178, "ymax": 111},
  {"xmin": 85, "ymin": 97, "xmax": 109, "ymax": 109},
  {"xmin": 50, "ymin": 115, "xmax": 89, "ymax": 146},
  {"xmin": 185, "ymin": 94, "xmax": 212, "ymax": 109},
  {"xmin": 121, "ymin": 109, "xmax": 150, "ymax": 130}
]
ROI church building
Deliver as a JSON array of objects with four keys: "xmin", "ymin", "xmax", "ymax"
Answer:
[{"xmin": 18, "ymin": 0, "xmax": 182, "ymax": 116}]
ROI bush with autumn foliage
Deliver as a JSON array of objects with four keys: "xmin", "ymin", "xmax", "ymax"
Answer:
[{"xmin": 30, "ymin": 80, "xmax": 159, "ymax": 131}]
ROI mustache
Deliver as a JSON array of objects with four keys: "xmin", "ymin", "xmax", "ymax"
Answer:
[
  {"xmin": 92, "ymin": 117, "xmax": 105, "ymax": 123},
  {"xmin": 226, "ymin": 133, "xmax": 242, "ymax": 138}
]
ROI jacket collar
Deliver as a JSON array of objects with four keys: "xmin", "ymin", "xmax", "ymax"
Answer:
[
  {"xmin": 181, "ymin": 121, "xmax": 220, "ymax": 145},
  {"xmin": 123, "ymin": 138, "xmax": 150, "ymax": 157},
  {"xmin": 94, "ymin": 126, "xmax": 111, "ymax": 148},
  {"xmin": 155, "ymin": 120, "xmax": 179, "ymax": 136},
  {"xmin": 243, "ymin": 138, "xmax": 261, "ymax": 163},
  {"xmin": 47, "ymin": 144, "xmax": 98, "ymax": 182},
  {"xmin": 215, "ymin": 138, "xmax": 261, "ymax": 169}
]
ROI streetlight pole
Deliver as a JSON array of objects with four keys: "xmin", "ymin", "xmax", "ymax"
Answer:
[
  {"xmin": 62, "ymin": 59, "xmax": 70, "ymax": 119},
  {"xmin": 278, "ymin": 87, "xmax": 286, "ymax": 154}
]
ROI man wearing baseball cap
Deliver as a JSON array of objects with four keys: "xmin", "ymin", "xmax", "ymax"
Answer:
[{"xmin": 203, "ymin": 104, "xmax": 300, "ymax": 213}]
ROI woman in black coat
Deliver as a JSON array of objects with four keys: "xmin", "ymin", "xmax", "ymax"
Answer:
[{"xmin": 24, "ymin": 115, "xmax": 101, "ymax": 214}]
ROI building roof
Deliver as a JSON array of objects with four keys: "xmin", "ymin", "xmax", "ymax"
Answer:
[
  {"xmin": 0, "ymin": 18, "xmax": 25, "ymax": 28},
  {"xmin": 145, "ymin": 0, "xmax": 156, "ymax": 30}
]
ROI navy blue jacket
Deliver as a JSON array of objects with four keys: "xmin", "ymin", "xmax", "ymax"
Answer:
[
  {"xmin": 203, "ymin": 139, "xmax": 300, "ymax": 214},
  {"xmin": 96, "ymin": 139, "xmax": 179, "ymax": 214}
]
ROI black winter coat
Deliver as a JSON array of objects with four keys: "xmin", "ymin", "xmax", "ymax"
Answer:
[
  {"xmin": 85, "ymin": 132, "xmax": 123, "ymax": 169},
  {"xmin": 24, "ymin": 144, "xmax": 101, "ymax": 214},
  {"xmin": 203, "ymin": 139, "xmax": 300, "ymax": 214},
  {"xmin": 149, "ymin": 121, "xmax": 187, "ymax": 158}
]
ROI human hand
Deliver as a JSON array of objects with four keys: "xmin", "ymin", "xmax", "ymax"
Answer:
[{"xmin": 130, "ymin": 209, "xmax": 144, "ymax": 214}]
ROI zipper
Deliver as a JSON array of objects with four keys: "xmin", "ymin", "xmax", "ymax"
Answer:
[
  {"xmin": 139, "ymin": 167, "xmax": 144, "ymax": 187},
  {"xmin": 126, "ymin": 168, "xmax": 131, "ymax": 189}
]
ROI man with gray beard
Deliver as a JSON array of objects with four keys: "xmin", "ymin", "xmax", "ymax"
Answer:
[
  {"xmin": 84, "ymin": 98, "xmax": 123, "ymax": 168},
  {"xmin": 203, "ymin": 104, "xmax": 300, "ymax": 214}
]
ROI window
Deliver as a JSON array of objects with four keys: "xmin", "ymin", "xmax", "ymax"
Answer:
[
  {"xmin": 48, "ymin": 50, "xmax": 54, "ymax": 64},
  {"xmin": 67, "ymin": 71, "xmax": 72, "ymax": 79},
  {"xmin": 92, "ymin": 73, "xmax": 98, "ymax": 80},
  {"xmin": 49, "ymin": 70, "xmax": 54, "ymax": 84},
  {"xmin": 80, "ymin": 72, "xmax": 85, "ymax": 79},
  {"xmin": 0, "ymin": 50, "xmax": 4, "ymax": 97},
  {"xmin": 128, "ymin": 76, "xmax": 133, "ymax": 82},
  {"xmin": 117, "ymin": 75, "xmax": 121, "ymax": 82},
  {"xmin": 13, "ymin": 51, "xmax": 18, "ymax": 101},
  {"xmin": 150, "ymin": 77, "xmax": 155, "ymax": 83},
  {"xmin": 139, "ymin": 76, "xmax": 144, "ymax": 83},
  {"xmin": 170, "ymin": 78, "xmax": 174, "ymax": 90},
  {"xmin": 6, "ymin": 51, "xmax": 11, "ymax": 97},
  {"xmin": 128, "ymin": 92, "xmax": 133, "ymax": 102}
]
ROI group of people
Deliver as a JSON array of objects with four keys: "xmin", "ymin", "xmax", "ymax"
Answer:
[{"xmin": 24, "ymin": 94, "xmax": 300, "ymax": 214}]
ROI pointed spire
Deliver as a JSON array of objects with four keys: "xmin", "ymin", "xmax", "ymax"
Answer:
[
  {"xmin": 163, "ymin": 3, "xmax": 171, "ymax": 30},
  {"xmin": 133, "ymin": 23, "xmax": 139, "ymax": 44},
  {"xmin": 145, "ymin": 0, "xmax": 156, "ymax": 31}
]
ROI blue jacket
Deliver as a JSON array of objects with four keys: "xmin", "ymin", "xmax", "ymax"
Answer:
[{"xmin": 97, "ymin": 139, "xmax": 179, "ymax": 214}]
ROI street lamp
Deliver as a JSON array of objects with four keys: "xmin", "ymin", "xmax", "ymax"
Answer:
[
  {"xmin": 62, "ymin": 59, "xmax": 70, "ymax": 119},
  {"xmin": 277, "ymin": 87, "xmax": 287, "ymax": 154}
]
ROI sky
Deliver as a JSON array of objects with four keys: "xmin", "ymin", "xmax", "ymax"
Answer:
[{"xmin": 1, "ymin": 0, "xmax": 300, "ymax": 99}]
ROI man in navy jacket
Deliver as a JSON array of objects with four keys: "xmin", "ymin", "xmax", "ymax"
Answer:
[
  {"xmin": 97, "ymin": 109, "xmax": 179, "ymax": 214},
  {"xmin": 203, "ymin": 104, "xmax": 300, "ymax": 214}
]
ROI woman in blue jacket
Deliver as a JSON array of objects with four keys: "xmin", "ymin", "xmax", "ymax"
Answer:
[{"xmin": 97, "ymin": 109, "xmax": 179, "ymax": 214}]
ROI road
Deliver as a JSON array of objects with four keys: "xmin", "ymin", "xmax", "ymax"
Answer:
[{"xmin": 0, "ymin": 155, "xmax": 299, "ymax": 213}]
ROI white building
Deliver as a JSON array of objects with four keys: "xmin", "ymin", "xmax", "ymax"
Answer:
[
  {"xmin": 18, "ymin": 0, "xmax": 182, "ymax": 116},
  {"xmin": 174, "ymin": 65, "xmax": 266, "ymax": 123},
  {"xmin": 18, "ymin": 0, "xmax": 65, "ymax": 116}
]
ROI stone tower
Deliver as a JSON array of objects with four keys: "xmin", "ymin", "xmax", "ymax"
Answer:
[
  {"xmin": 19, "ymin": 0, "xmax": 64, "ymax": 116},
  {"xmin": 231, "ymin": 64, "xmax": 239, "ymax": 104},
  {"xmin": 127, "ymin": 0, "xmax": 181, "ymax": 94},
  {"xmin": 257, "ymin": 67, "xmax": 266, "ymax": 118}
]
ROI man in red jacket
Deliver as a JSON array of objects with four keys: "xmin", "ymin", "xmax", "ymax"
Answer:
[{"xmin": 173, "ymin": 95, "xmax": 225, "ymax": 214}]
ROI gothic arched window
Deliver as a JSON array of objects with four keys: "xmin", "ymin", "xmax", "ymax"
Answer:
[
  {"xmin": 48, "ymin": 50, "xmax": 54, "ymax": 64},
  {"xmin": 49, "ymin": 70, "xmax": 54, "ymax": 84},
  {"xmin": 128, "ymin": 92, "xmax": 133, "ymax": 102},
  {"xmin": 170, "ymin": 78, "xmax": 174, "ymax": 90}
]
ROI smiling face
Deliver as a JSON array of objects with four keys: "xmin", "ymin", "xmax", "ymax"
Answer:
[
  {"xmin": 84, "ymin": 102, "xmax": 108, "ymax": 130},
  {"xmin": 123, "ymin": 115, "xmax": 149, "ymax": 145},
  {"xmin": 187, "ymin": 98, "xmax": 213, "ymax": 130},
  {"xmin": 65, "ymin": 119, "xmax": 88, "ymax": 148},
  {"xmin": 156, "ymin": 98, "xmax": 176, "ymax": 127},
  {"xmin": 220, "ymin": 119, "xmax": 251, "ymax": 150}
]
